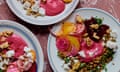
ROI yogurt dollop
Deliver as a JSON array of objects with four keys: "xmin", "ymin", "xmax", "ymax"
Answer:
[
  {"xmin": 40, "ymin": 0, "xmax": 65, "ymax": 16},
  {"xmin": 79, "ymin": 39, "xmax": 104, "ymax": 62}
]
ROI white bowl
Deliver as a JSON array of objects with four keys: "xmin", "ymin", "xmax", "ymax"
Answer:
[
  {"xmin": 6, "ymin": 0, "xmax": 79, "ymax": 25},
  {"xmin": 47, "ymin": 8, "xmax": 120, "ymax": 72},
  {"xmin": 0, "ymin": 20, "xmax": 44, "ymax": 72}
]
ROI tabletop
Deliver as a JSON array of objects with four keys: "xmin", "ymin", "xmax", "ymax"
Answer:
[{"xmin": 0, "ymin": 0, "xmax": 120, "ymax": 72}]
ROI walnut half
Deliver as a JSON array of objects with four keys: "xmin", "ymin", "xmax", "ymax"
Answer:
[{"xmin": 0, "ymin": 42, "xmax": 9, "ymax": 49}]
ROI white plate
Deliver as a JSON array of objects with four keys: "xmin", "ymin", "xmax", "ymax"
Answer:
[
  {"xmin": 6, "ymin": 0, "xmax": 79, "ymax": 25},
  {"xmin": 0, "ymin": 20, "xmax": 44, "ymax": 72},
  {"xmin": 47, "ymin": 8, "xmax": 120, "ymax": 72}
]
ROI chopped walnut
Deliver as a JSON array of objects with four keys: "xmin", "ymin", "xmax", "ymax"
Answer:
[
  {"xmin": 0, "ymin": 42, "xmax": 9, "ymax": 49},
  {"xmin": 86, "ymin": 37, "xmax": 92, "ymax": 46},
  {"xmin": 33, "ymin": 12, "xmax": 41, "ymax": 18},
  {"xmin": 0, "ymin": 32, "xmax": 3, "ymax": 36},
  {"xmin": 76, "ymin": 15, "xmax": 83, "ymax": 23},
  {"xmin": 3, "ymin": 32, "xmax": 8, "ymax": 37},
  {"xmin": 90, "ymin": 24, "xmax": 99, "ymax": 29},
  {"xmin": 0, "ymin": 30, "xmax": 13, "ymax": 37},
  {"xmin": 83, "ymin": 33, "xmax": 88, "ymax": 37},
  {"xmin": 26, "ymin": 8, "xmax": 41, "ymax": 17},
  {"xmin": 106, "ymin": 29, "xmax": 111, "ymax": 34},
  {"xmin": 68, "ymin": 69, "xmax": 75, "ymax": 72},
  {"xmin": 0, "ymin": 37, "xmax": 6, "ymax": 42},
  {"xmin": 5, "ymin": 30, "xmax": 13, "ymax": 36},
  {"xmin": 26, "ymin": 9, "xmax": 33, "ymax": 15},
  {"xmin": 93, "ymin": 32, "xmax": 100, "ymax": 39},
  {"xmin": 2, "ymin": 54, "xmax": 7, "ymax": 58},
  {"xmin": 27, "ymin": 0, "xmax": 35, "ymax": 5},
  {"xmin": 72, "ymin": 62, "xmax": 80, "ymax": 70}
]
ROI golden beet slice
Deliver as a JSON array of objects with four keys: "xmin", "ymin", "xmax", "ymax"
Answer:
[{"xmin": 62, "ymin": 22, "xmax": 76, "ymax": 35}]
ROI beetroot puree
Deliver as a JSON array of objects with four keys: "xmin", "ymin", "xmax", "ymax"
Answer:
[
  {"xmin": 0, "ymin": 33, "xmax": 37, "ymax": 72},
  {"xmin": 40, "ymin": 0, "xmax": 65, "ymax": 16},
  {"xmin": 79, "ymin": 39, "xmax": 104, "ymax": 62},
  {"xmin": 7, "ymin": 62, "xmax": 37, "ymax": 72},
  {"xmin": 7, "ymin": 34, "xmax": 27, "ymax": 57}
]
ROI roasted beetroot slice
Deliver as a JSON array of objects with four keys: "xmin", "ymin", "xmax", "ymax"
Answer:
[
  {"xmin": 84, "ymin": 20, "xmax": 91, "ymax": 29},
  {"xmin": 91, "ymin": 17, "xmax": 97, "ymax": 24},
  {"xmin": 88, "ymin": 29, "xmax": 100, "ymax": 42},
  {"xmin": 84, "ymin": 17, "xmax": 97, "ymax": 27},
  {"xmin": 84, "ymin": 17, "xmax": 109, "ymax": 42},
  {"xmin": 98, "ymin": 24, "xmax": 109, "ymax": 34},
  {"xmin": 97, "ymin": 24, "xmax": 109, "ymax": 37}
]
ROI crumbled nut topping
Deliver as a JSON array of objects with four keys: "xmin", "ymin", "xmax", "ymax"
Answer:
[
  {"xmin": 26, "ymin": 9, "xmax": 41, "ymax": 17},
  {"xmin": 0, "ymin": 32, "xmax": 3, "ymax": 36},
  {"xmin": 0, "ymin": 30, "xmax": 13, "ymax": 37},
  {"xmin": 93, "ymin": 32, "xmax": 100, "ymax": 39},
  {"xmin": 26, "ymin": 0, "xmax": 35, "ymax": 5},
  {"xmin": 83, "ymin": 33, "xmax": 88, "ymax": 37},
  {"xmin": 18, "ymin": 0, "xmax": 44, "ymax": 17},
  {"xmin": 72, "ymin": 62, "xmax": 80, "ymax": 70},
  {"xmin": 0, "ymin": 42, "xmax": 9, "ymax": 49},
  {"xmin": 90, "ymin": 24, "xmax": 99, "ymax": 29},
  {"xmin": 76, "ymin": 15, "xmax": 83, "ymax": 23},
  {"xmin": 86, "ymin": 37, "xmax": 92, "ymax": 46},
  {"xmin": 68, "ymin": 69, "xmax": 75, "ymax": 72},
  {"xmin": 106, "ymin": 29, "xmax": 111, "ymax": 34},
  {"xmin": 0, "ymin": 37, "xmax": 6, "ymax": 42},
  {"xmin": 2, "ymin": 54, "xmax": 7, "ymax": 58}
]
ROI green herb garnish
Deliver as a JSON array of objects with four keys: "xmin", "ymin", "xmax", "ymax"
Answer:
[
  {"xmin": 80, "ymin": 63, "xmax": 86, "ymax": 68},
  {"xmin": 102, "ymin": 63, "xmax": 107, "ymax": 72},
  {"xmin": 64, "ymin": 57, "xmax": 70, "ymax": 63},
  {"xmin": 0, "ymin": 69, "xmax": 3, "ymax": 72},
  {"xmin": 95, "ymin": 17, "xmax": 103, "ymax": 25},
  {"xmin": 57, "ymin": 51, "xmax": 66, "ymax": 59}
]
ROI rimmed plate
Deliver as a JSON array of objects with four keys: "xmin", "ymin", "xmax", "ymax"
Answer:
[
  {"xmin": 47, "ymin": 8, "xmax": 120, "ymax": 72},
  {"xmin": 0, "ymin": 20, "xmax": 44, "ymax": 72},
  {"xmin": 6, "ymin": 0, "xmax": 79, "ymax": 25}
]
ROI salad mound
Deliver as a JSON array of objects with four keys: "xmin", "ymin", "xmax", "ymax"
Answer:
[
  {"xmin": 0, "ymin": 30, "xmax": 36, "ymax": 72},
  {"xmin": 53, "ymin": 15, "xmax": 118, "ymax": 72}
]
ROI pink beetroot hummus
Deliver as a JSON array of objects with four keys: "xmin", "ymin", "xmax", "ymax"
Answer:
[
  {"xmin": 0, "ymin": 30, "xmax": 37, "ymax": 72},
  {"xmin": 40, "ymin": 0, "xmax": 65, "ymax": 16},
  {"xmin": 7, "ymin": 34, "xmax": 27, "ymax": 58},
  {"xmin": 6, "ymin": 34, "xmax": 36, "ymax": 72}
]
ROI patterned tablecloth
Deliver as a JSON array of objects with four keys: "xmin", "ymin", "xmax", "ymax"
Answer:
[{"xmin": 0, "ymin": 0, "xmax": 120, "ymax": 72}]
